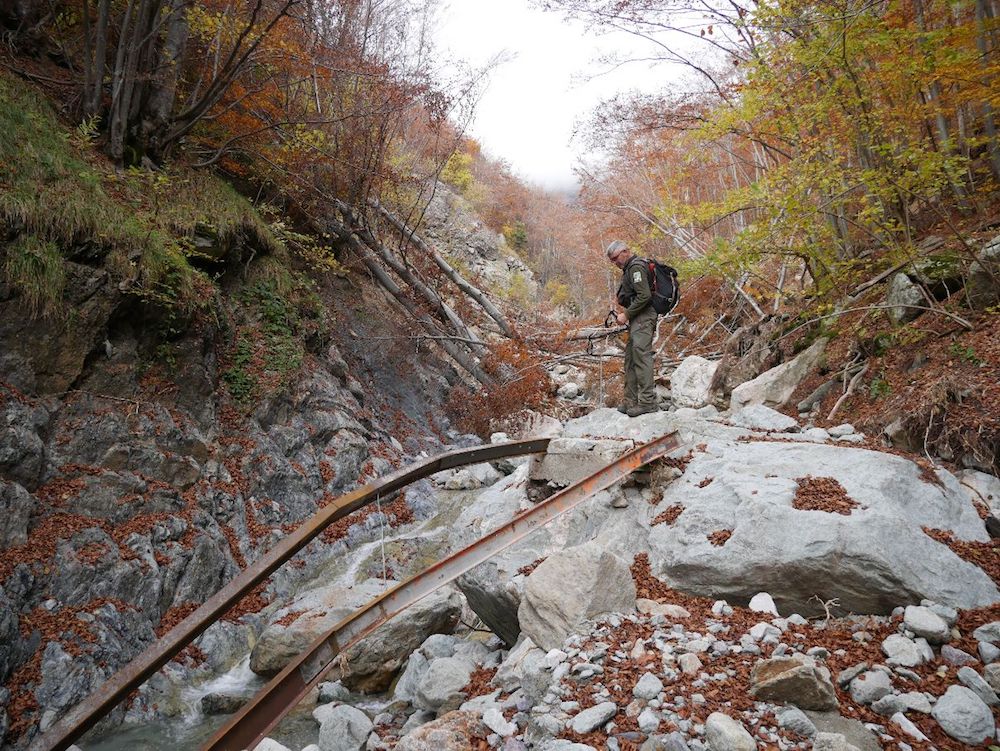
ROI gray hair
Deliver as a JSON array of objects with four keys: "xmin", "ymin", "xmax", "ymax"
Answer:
[{"xmin": 605, "ymin": 240, "xmax": 628, "ymax": 259}]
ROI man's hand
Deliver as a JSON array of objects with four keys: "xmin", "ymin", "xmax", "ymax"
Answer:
[{"xmin": 616, "ymin": 312, "xmax": 628, "ymax": 325}]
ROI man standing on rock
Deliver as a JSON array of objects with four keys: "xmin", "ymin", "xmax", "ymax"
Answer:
[{"xmin": 607, "ymin": 240, "xmax": 658, "ymax": 416}]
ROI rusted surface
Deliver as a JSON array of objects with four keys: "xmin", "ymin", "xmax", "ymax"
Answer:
[
  {"xmin": 204, "ymin": 432, "xmax": 681, "ymax": 751},
  {"xmin": 31, "ymin": 438, "xmax": 550, "ymax": 751}
]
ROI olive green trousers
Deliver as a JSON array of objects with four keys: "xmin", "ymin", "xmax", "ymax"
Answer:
[{"xmin": 624, "ymin": 306, "xmax": 657, "ymax": 407}]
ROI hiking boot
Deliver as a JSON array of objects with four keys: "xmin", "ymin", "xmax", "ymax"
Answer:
[
  {"xmin": 627, "ymin": 403, "xmax": 659, "ymax": 417},
  {"xmin": 616, "ymin": 404, "xmax": 632, "ymax": 414}
]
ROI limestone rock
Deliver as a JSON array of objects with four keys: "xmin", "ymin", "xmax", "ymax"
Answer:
[
  {"xmin": 812, "ymin": 733, "xmax": 860, "ymax": 751},
  {"xmin": 729, "ymin": 406, "xmax": 798, "ymax": 434},
  {"xmin": 704, "ymin": 712, "xmax": 756, "ymax": 750},
  {"xmin": 902, "ymin": 605, "xmax": 950, "ymax": 644},
  {"xmin": 393, "ymin": 711, "xmax": 487, "ymax": 751},
  {"xmin": 414, "ymin": 656, "xmax": 476, "ymax": 712},
  {"xmin": 749, "ymin": 656, "xmax": 838, "ymax": 711},
  {"xmin": 647, "ymin": 438, "xmax": 998, "ymax": 614},
  {"xmin": 967, "ymin": 234, "xmax": 1000, "ymax": 309},
  {"xmin": 317, "ymin": 705, "xmax": 373, "ymax": 751},
  {"xmin": 848, "ymin": 671, "xmax": 893, "ymax": 705},
  {"xmin": 670, "ymin": 356, "xmax": 720, "ymax": 408},
  {"xmin": 930, "ymin": 685, "xmax": 995, "ymax": 745},
  {"xmin": 730, "ymin": 338, "xmax": 827, "ymax": 410},
  {"xmin": 570, "ymin": 701, "xmax": 617, "ymax": 734},
  {"xmin": 886, "ymin": 273, "xmax": 924, "ymax": 324},
  {"xmin": 517, "ymin": 542, "xmax": 636, "ymax": 651}
]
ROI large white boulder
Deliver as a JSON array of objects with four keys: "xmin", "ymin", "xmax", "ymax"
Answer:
[
  {"xmin": 730, "ymin": 338, "xmax": 827, "ymax": 410},
  {"xmin": 646, "ymin": 439, "xmax": 998, "ymax": 614},
  {"xmin": 670, "ymin": 356, "xmax": 720, "ymax": 408},
  {"xmin": 517, "ymin": 541, "xmax": 636, "ymax": 650}
]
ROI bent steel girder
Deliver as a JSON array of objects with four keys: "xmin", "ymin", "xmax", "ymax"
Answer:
[
  {"xmin": 33, "ymin": 438, "xmax": 551, "ymax": 751},
  {"xmin": 205, "ymin": 431, "xmax": 681, "ymax": 751}
]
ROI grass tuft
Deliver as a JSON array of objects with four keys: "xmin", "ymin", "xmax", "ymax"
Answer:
[{"xmin": 1, "ymin": 234, "xmax": 66, "ymax": 316}]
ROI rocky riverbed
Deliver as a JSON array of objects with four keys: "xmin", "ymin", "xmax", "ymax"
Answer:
[{"xmin": 164, "ymin": 404, "xmax": 1000, "ymax": 751}]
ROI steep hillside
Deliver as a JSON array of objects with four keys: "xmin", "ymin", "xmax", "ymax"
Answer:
[{"xmin": 0, "ymin": 73, "xmax": 516, "ymax": 748}]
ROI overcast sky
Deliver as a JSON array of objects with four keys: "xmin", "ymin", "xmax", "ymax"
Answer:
[{"xmin": 434, "ymin": 1, "xmax": 677, "ymax": 192}]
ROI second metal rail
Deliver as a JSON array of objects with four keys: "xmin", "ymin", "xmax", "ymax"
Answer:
[{"xmin": 205, "ymin": 431, "xmax": 682, "ymax": 751}]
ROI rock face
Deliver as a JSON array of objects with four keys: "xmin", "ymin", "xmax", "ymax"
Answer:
[
  {"xmin": 670, "ymin": 356, "xmax": 720, "ymax": 408},
  {"xmin": 730, "ymin": 338, "xmax": 827, "ymax": 410},
  {"xmin": 518, "ymin": 543, "xmax": 636, "ymax": 651}
]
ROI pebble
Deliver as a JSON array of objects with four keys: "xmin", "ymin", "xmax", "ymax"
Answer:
[
  {"xmin": 678, "ymin": 654, "xmax": 702, "ymax": 675},
  {"xmin": 979, "ymin": 641, "xmax": 1000, "ymax": 665}
]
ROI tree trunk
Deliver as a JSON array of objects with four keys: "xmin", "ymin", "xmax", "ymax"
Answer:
[
  {"xmin": 334, "ymin": 201, "xmax": 484, "ymax": 348},
  {"xmin": 325, "ymin": 218, "xmax": 493, "ymax": 386},
  {"xmin": 370, "ymin": 199, "xmax": 517, "ymax": 339}
]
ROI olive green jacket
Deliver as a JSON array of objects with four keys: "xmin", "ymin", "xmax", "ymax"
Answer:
[{"xmin": 616, "ymin": 257, "xmax": 652, "ymax": 320}]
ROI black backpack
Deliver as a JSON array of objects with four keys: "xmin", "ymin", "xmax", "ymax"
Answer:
[{"xmin": 644, "ymin": 259, "xmax": 680, "ymax": 315}]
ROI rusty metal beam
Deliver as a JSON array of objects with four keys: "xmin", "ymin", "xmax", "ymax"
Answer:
[
  {"xmin": 205, "ymin": 432, "xmax": 681, "ymax": 751},
  {"xmin": 32, "ymin": 439, "xmax": 551, "ymax": 751}
]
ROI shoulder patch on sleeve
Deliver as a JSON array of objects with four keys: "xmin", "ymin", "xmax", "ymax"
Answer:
[{"xmin": 632, "ymin": 270, "xmax": 643, "ymax": 283}]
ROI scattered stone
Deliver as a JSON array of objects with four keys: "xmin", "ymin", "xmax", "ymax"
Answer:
[
  {"xmin": 940, "ymin": 644, "xmax": 977, "ymax": 666},
  {"xmin": 483, "ymin": 707, "xmax": 516, "ymax": 737},
  {"xmin": 890, "ymin": 713, "xmax": 929, "ymax": 743},
  {"xmin": 749, "ymin": 656, "xmax": 838, "ymax": 711},
  {"xmin": 837, "ymin": 663, "xmax": 869, "ymax": 687},
  {"xmin": 812, "ymin": 733, "xmax": 860, "ymax": 751},
  {"xmin": 748, "ymin": 592, "xmax": 779, "ymax": 616},
  {"xmin": 828, "ymin": 424, "xmax": 855, "ymax": 437},
  {"xmin": 902, "ymin": 606, "xmax": 950, "ymax": 644},
  {"xmin": 973, "ymin": 621, "xmax": 1000, "ymax": 643},
  {"xmin": 637, "ymin": 598, "xmax": 691, "ymax": 619},
  {"xmin": 979, "ymin": 641, "xmax": 1000, "ymax": 664},
  {"xmin": 984, "ymin": 663, "xmax": 1000, "ymax": 692},
  {"xmin": 775, "ymin": 706, "xmax": 816, "ymax": 737},
  {"xmin": 414, "ymin": 656, "xmax": 475, "ymax": 711},
  {"xmin": 957, "ymin": 665, "xmax": 1000, "ymax": 706},
  {"xmin": 930, "ymin": 685, "xmax": 995, "ymax": 745},
  {"xmin": 671, "ymin": 356, "xmax": 720, "ymax": 409},
  {"xmin": 638, "ymin": 707, "xmax": 661, "ymax": 734},
  {"xmin": 880, "ymin": 635, "xmax": 925, "ymax": 667},
  {"xmin": 679, "ymin": 653, "xmax": 703, "ymax": 675},
  {"xmin": 570, "ymin": 702, "xmax": 618, "ymax": 734},
  {"xmin": 634, "ymin": 672, "xmax": 664, "ymax": 700},
  {"xmin": 394, "ymin": 711, "xmax": 487, "ymax": 751},
  {"xmin": 200, "ymin": 692, "xmax": 245, "ymax": 716},
  {"xmin": 728, "ymin": 406, "xmax": 799, "ymax": 434},
  {"xmin": 704, "ymin": 712, "xmax": 757, "ymax": 750},
  {"xmin": 557, "ymin": 383, "xmax": 580, "ymax": 399},
  {"xmin": 317, "ymin": 705, "xmax": 373, "ymax": 751},
  {"xmin": 849, "ymin": 671, "xmax": 893, "ymax": 705},
  {"xmin": 253, "ymin": 740, "xmax": 292, "ymax": 751}
]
